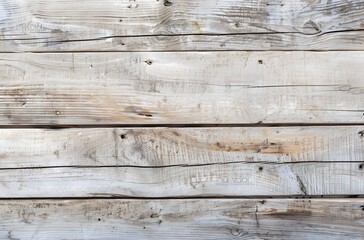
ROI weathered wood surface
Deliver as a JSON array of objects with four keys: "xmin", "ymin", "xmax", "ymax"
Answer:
[
  {"xmin": 0, "ymin": 162, "xmax": 363, "ymax": 197},
  {"xmin": 0, "ymin": 51, "xmax": 364, "ymax": 125},
  {"xmin": 0, "ymin": 126, "xmax": 364, "ymax": 168},
  {"xmin": 0, "ymin": 0, "xmax": 363, "ymax": 51},
  {"xmin": 0, "ymin": 199, "xmax": 363, "ymax": 239}
]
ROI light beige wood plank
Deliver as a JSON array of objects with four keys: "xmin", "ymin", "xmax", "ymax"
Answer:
[
  {"xmin": 0, "ymin": 199, "xmax": 363, "ymax": 239},
  {"xmin": 0, "ymin": 51, "xmax": 363, "ymax": 124},
  {"xmin": 0, "ymin": 126, "xmax": 364, "ymax": 168},
  {"xmin": 0, "ymin": 162, "xmax": 363, "ymax": 197},
  {"xmin": 0, "ymin": 0, "xmax": 363, "ymax": 51}
]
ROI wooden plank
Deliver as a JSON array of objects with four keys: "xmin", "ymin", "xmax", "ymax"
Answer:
[
  {"xmin": 0, "ymin": 51, "xmax": 364, "ymax": 125},
  {"xmin": 0, "ymin": 126, "xmax": 364, "ymax": 168},
  {"xmin": 0, "ymin": 199, "xmax": 363, "ymax": 239},
  {"xmin": 0, "ymin": 0, "xmax": 364, "ymax": 51},
  {"xmin": 0, "ymin": 162, "xmax": 363, "ymax": 197}
]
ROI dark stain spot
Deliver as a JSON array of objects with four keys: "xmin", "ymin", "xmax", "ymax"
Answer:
[
  {"xmin": 120, "ymin": 134, "xmax": 126, "ymax": 139},
  {"xmin": 360, "ymin": 205, "xmax": 364, "ymax": 211},
  {"xmin": 150, "ymin": 213, "xmax": 160, "ymax": 218},
  {"xmin": 172, "ymin": 131, "xmax": 180, "ymax": 136},
  {"xmin": 85, "ymin": 150, "xmax": 98, "ymax": 162},
  {"xmin": 143, "ymin": 226, "xmax": 146, "ymax": 229},
  {"xmin": 120, "ymin": 42, "xmax": 125, "ymax": 45},
  {"xmin": 53, "ymin": 150, "xmax": 60, "ymax": 158},
  {"xmin": 258, "ymin": 60, "xmax": 263, "ymax": 64},
  {"xmin": 119, "ymin": 19, "xmax": 123, "ymax": 22},
  {"xmin": 90, "ymin": 64, "xmax": 93, "ymax": 68},
  {"xmin": 235, "ymin": 22, "xmax": 240, "ymax": 28},
  {"xmin": 158, "ymin": 220, "xmax": 162, "ymax": 224},
  {"xmin": 258, "ymin": 166, "xmax": 263, "ymax": 171},
  {"xmin": 137, "ymin": 112, "xmax": 153, "ymax": 118},
  {"xmin": 98, "ymin": 218, "xmax": 101, "ymax": 222},
  {"xmin": 260, "ymin": 200, "xmax": 266, "ymax": 204},
  {"xmin": 358, "ymin": 131, "xmax": 364, "ymax": 138},
  {"xmin": 164, "ymin": 0, "xmax": 172, "ymax": 6},
  {"xmin": 144, "ymin": 60, "xmax": 153, "ymax": 65},
  {"xmin": 55, "ymin": 110, "xmax": 61, "ymax": 115},
  {"xmin": 359, "ymin": 163, "xmax": 363, "ymax": 170},
  {"xmin": 22, "ymin": 102, "xmax": 26, "ymax": 106}
]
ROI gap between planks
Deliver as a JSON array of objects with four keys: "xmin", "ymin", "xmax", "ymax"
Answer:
[
  {"xmin": 0, "ymin": 196, "xmax": 362, "ymax": 200},
  {"xmin": 1, "ymin": 49, "xmax": 364, "ymax": 54},
  {"xmin": 1, "ymin": 123, "xmax": 364, "ymax": 129}
]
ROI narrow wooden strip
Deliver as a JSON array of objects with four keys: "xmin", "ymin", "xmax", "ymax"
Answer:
[
  {"xmin": 0, "ymin": 51, "xmax": 363, "ymax": 124},
  {"xmin": 0, "ymin": 199, "xmax": 363, "ymax": 239},
  {"xmin": 0, "ymin": 126, "xmax": 364, "ymax": 168},
  {"xmin": 0, "ymin": 162, "xmax": 363, "ymax": 197},
  {"xmin": 1, "ymin": 0, "xmax": 364, "ymax": 51}
]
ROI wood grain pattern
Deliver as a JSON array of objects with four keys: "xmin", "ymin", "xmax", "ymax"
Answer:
[
  {"xmin": 0, "ymin": 199, "xmax": 363, "ymax": 239},
  {"xmin": 0, "ymin": 126, "xmax": 364, "ymax": 168},
  {"xmin": 0, "ymin": 0, "xmax": 363, "ymax": 51},
  {"xmin": 0, "ymin": 162, "xmax": 363, "ymax": 197},
  {"xmin": 0, "ymin": 51, "xmax": 364, "ymax": 125}
]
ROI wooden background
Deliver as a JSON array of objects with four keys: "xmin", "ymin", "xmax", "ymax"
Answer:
[{"xmin": 0, "ymin": 0, "xmax": 363, "ymax": 239}]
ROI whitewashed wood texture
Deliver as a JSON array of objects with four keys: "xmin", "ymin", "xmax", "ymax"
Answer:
[
  {"xmin": 0, "ymin": 51, "xmax": 363, "ymax": 124},
  {"xmin": 0, "ymin": 199, "xmax": 363, "ymax": 239},
  {"xmin": 0, "ymin": 127, "xmax": 363, "ymax": 168},
  {"xmin": 0, "ymin": 0, "xmax": 363, "ymax": 51}
]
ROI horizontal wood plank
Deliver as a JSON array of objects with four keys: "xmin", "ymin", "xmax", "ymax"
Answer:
[
  {"xmin": 0, "ymin": 51, "xmax": 364, "ymax": 124},
  {"xmin": 0, "ymin": 126, "xmax": 364, "ymax": 168},
  {"xmin": 0, "ymin": 162, "xmax": 363, "ymax": 197},
  {"xmin": 0, "ymin": 0, "xmax": 363, "ymax": 51},
  {"xmin": 0, "ymin": 199, "xmax": 363, "ymax": 239}
]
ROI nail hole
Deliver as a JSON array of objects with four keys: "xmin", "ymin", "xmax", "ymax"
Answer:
[
  {"xmin": 258, "ymin": 60, "xmax": 263, "ymax": 64},
  {"xmin": 359, "ymin": 164, "xmax": 363, "ymax": 170},
  {"xmin": 258, "ymin": 166, "xmax": 263, "ymax": 171},
  {"xmin": 144, "ymin": 60, "xmax": 153, "ymax": 65},
  {"xmin": 98, "ymin": 218, "xmax": 101, "ymax": 222},
  {"xmin": 358, "ymin": 131, "xmax": 364, "ymax": 138},
  {"xmin": 55, "ymin": 110, "xmax": 61, "ymax": 115},
  {"xmin": 164, "ymin": 0, "xmax": 172, "ymax": 6},
  {"xmin": 120, "ymin": 134, "xmax": 126, "ymax": 139}
]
